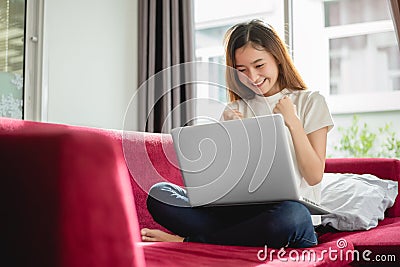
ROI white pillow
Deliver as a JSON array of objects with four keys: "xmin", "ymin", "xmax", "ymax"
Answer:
[{"xmin": 320, "ymin": 173, "xmax": 398, "ymax": 231}]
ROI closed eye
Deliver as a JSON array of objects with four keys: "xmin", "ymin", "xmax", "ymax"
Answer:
[
  {"xmin": 256, "ymin": 64, "xmax": 264, "ymax": 68},
  {"xmin": 237, "ymin": 69, "xmax": 246, "ymax": 72}
]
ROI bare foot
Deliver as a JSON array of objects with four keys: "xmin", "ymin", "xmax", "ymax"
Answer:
[{"xmin": 141, "ymin": 228, "xmax": 185, "ymax": 242}]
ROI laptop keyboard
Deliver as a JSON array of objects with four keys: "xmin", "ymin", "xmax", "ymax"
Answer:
[{"xmin": 302, "ymin": 197, "xmax": 321, "ymax": 207}]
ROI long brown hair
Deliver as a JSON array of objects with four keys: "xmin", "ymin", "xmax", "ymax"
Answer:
[{"xmin": 224, "ymin": 19, "xmax": 307, "ymax": 102}]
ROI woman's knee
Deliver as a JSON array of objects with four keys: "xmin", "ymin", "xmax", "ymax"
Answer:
[
  {"xmin": 148, "ymin": 182, "xmax": 169, "ymax": 197},
  {"xmin": 147, "ymin": 182, "xmax": 170, "ymax": 208},
  {"xmin": 147, "ymin": 182, "xmax": 189, "ymax": 210},
  {"xmin": 273, "ymin": 201, "xmax": 316, "ymax": 247},
  {"xmin": 279, "ymin": 201, "xmax": 311, "ymax": 219},
  {"xmin": 274, "ymin": 201, "xmax": 313, "ymax": 231}
]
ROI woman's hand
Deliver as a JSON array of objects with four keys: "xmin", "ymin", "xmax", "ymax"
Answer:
[
  {"xmin": 223, "ymin": 109, "xmax": 243, "ymax": 120},
  {"xmin": 273, "ymin": 96, "xmax": 300, "ymax": 130}
]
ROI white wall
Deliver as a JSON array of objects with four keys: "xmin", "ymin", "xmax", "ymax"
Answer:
[{"xmin": 43, "ymin": 0, "xmax": 138, "ymax": 130}]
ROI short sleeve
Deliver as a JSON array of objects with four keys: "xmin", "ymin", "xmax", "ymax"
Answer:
[{"xmin": 302, "ymin": 92, "xmax": 334, "ymax": 135}]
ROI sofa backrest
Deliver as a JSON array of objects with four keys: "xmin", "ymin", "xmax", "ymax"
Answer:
[
  {"xmin": 122, "ymin": 131, "xmax": 400, "ymax": 229},
  {"xmin": 122, "ymin": 131, "xmax": 183, "ymax": 231},
  {"xmin": 125, "ymin": 135, "xmax": 400, "ymax": 223},
  {"xmin": 0, "ymin": 118, "xmax": 146, "ymax": 267}
]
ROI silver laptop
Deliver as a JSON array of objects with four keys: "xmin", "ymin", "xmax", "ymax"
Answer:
[{"xmin": 170, "ymin": 114, "xmax": 331, "ymax": 215}]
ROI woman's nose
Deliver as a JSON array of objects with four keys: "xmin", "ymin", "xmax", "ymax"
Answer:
[{"xmin": 247, "ymin": 69, "xmax": 258, "ymax": 82}]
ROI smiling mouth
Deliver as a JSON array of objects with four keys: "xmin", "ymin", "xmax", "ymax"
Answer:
[{"xmin": 252, "ymin": 78, "xmax": 266, "ymax": 87}]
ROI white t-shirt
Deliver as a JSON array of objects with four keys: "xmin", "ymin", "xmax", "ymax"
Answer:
[{"xmin": 222, "ymin": 88, "xmax": 334, "ymax": 225}]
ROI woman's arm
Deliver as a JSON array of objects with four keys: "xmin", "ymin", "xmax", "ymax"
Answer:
[
  {"xmin": 288, "ymin": 124, "xmax": 328, "ymax": 186},
  {"xmin": 274, "ymin": 96, "xmax": 328, "ymax": 186}
]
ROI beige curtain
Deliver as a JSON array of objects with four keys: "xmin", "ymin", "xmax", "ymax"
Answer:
[
  {"xmin": 137, "ymin": 0, "xmax": 195, "ymax": 133},
  {"xmin": 389, "ymin": 0, "xmax": 400, "ymax": 46}
]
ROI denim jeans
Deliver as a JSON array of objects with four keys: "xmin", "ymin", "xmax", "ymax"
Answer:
[{"xmin": 146, "ymin": 182, "xmax": 317, "ymax": 248}]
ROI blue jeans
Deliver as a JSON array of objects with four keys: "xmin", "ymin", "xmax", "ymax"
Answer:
[{"xmin": 147, "ymin": 182, "xmax": 317, "ymax": 248}]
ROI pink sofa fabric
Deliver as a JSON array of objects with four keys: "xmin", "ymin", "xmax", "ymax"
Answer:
[
  {"xmin": 139, "ymin": 240, "xmax": 354, "ymax": 267},
  {"xmin": 1, "ymin": 118, "xmax": 145, "ymax": 267},
  {"xmin": 1, "ymin": 117, "xmax": 399, "ymax": 267},
  {"xmin": 122, "ymin": 131, "xmax": 183, "ymax": 232}
]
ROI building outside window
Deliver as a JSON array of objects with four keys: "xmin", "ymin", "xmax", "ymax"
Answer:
[
  {"xmin": 293, "ymin": 0, "xmax": 399, "ymax": 113},
  {"xmin": 194, "ymin": 0, "xmax": 400, "ymax": 156},
  {"xmin": 195, "ymin": 0, "xmax": 399, "ymax": 111},
  {"xmin": 324, "ymin": 0, "xmax": 400, "ymax": 112}
]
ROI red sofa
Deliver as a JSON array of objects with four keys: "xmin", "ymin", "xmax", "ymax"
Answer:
[{"xmin": 1, "ymin": 117, "xmax": 399, "ymax": 267}]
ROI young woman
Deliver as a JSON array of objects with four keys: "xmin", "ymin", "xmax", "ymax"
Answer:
[{"xmin": 141, "ymin": 19, "xmax": 334, "ymax": 248}]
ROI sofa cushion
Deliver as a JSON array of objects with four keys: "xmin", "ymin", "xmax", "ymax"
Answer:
[
  {"xmin": 325, "ymin": 158, "xmax": 400, "ymax": 218},
  {"xmin": 318, "ymin": 217, "xmax": 400, "ymax": 265},
  {"xmin": 321, "ymin": 173, "xmax": 398, "ymax": 231},
  {"xmin": 139, "ymin": 240, "xmax": 354, "ymax": 267}
]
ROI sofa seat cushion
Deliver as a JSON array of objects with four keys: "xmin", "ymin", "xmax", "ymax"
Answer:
[
  {"xmin": 318, "ymin": 217, "xmax": 400, "ymax": 265},
  {"xmin": 318, "ymin": 217, "xmax": 400, "ymax": 246},
  {"xmin": 139, "ymin": 240, "xmax": 354, "ymax": 267}
]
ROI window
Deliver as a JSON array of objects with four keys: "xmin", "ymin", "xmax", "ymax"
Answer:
[
  {"xmin": 0, "ymin": 0, "xmax": 25, "ymax": 119},
  {"xmin": 0, "ymin": 0, "xmax": 44, "ymax": 120},
  {"xmin": 293, "ymin": 0, "xmax": 400, "ymax": 114},
  {"xmin": 194, "ymin": 0, "xmax": 284, "ymax": 122},
  {"xmin": 195, "ymin": 0, "xmax": 399, "ymax": 116}
]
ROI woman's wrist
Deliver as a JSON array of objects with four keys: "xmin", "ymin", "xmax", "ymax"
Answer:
[{"xmin": 287, "ymin": 117, "xmax": 303, "ymax": 132}]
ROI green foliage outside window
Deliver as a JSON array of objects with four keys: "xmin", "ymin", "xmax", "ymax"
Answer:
[{"xmin": 334, "ymin": 115, "xmax": 400, "ymax": 159}]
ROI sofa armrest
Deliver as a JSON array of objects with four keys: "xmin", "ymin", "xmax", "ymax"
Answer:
[
  {"xmin": 325, "ymin": 158, "xmax": 400, "ymax": 218},
  {"xmin": 1, "ymin": 118, "xmax": 145, "ymax": 267}
]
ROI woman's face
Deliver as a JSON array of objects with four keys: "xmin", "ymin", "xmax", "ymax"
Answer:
[{"xmin": 234, "ymin": 44, "xmax": 280, "ymax": 97}]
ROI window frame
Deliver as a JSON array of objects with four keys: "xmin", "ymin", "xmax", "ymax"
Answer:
[{"xmin": 24, "ymin": 0, "xmax": 45, "ymax": 121}]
